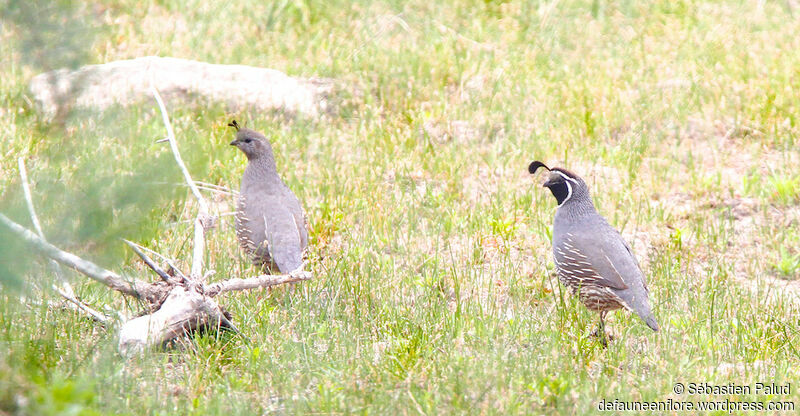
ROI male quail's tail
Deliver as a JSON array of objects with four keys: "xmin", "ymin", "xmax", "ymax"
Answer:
[{"xmin": 529, "ymin": 161, "xmax": 658, "ymax": 335}]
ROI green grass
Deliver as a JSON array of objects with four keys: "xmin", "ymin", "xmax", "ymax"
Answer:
[{"xmin": 1, "ymin": 0, "xmax": 800, "ymax": 414}]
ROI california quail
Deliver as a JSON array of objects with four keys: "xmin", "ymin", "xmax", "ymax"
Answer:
[
  {"xmin": 529, "ymin": 161, "xmax": 658, "ymax": 342},
  {"xmin": 229, "ymin": 120, "xmax": 308, "ymax": 273}
]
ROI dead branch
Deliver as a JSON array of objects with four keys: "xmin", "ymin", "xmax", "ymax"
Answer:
[
  {"xmin": 123, "ymin": 239, "xmax": 178, "ymax": 284},
  {"xmin": 124, "ymin": 240, "xmax": 188, "ymax": 283},
  {"xmin": 19, "ymin": 158, "xmax": 68, "ymax": 287},
  {"xmin": 54, "ymin": 286, "xmax": 109, "ymax": 323},
  {"xmin": 18, "ymin": 159, "xmax": 53, "ymax": 255},
  {"xmin": 3, "ymin": 91, "xmax": 311, "ymax": 355},
  {"xmin": 205, "ymin": 269, "xmax": 313, "ymax": 297},
  {"xmin": 151, "ymin": 86, "xmax": 215, "ymax": 284},
  {"xmin": 190, "ymin": 218, "xmax": 206, "ymax": 283},
  {"xmin": 19, "ymin": 158, "xmax": 110, "ymax": 323},
  {"xmin": 0, "ymin": 213, "xmax": 166, "ymax": 304},
  {"xmin": 151, "ymin": 87, "xmax": 208, "ymax": 215},
  {"xmin": 194, "ymin": 181, "xmax": 236, "ymax": 194},
  {"xmin": 194, "ymin": 184, "xmax": 236, "ymax": 196}
]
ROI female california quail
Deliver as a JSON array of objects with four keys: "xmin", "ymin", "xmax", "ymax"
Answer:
[
  {"xmin": 229, "ymin": 120, "xmax": 308, "ymax": 273},
  {"xmin": 529, "ymin": 161, "xmax": 658, "ymax": 343}
]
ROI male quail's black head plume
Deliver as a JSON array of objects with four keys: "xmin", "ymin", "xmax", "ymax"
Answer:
[
  {"xmin": 229, "ymin": 120, "xmax": 308, "ymax": 273},
  {"xmin": 529, "ymin": 161, "xmax": 658, "ymax": 341}
]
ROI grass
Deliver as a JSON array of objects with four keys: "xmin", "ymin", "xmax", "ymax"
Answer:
[{"xmin": 1, "ymin": 0, "xmax": 800, "ymax": 414}]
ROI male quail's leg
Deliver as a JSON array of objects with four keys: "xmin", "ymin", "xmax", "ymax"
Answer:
[
  {"xmin": 591, "ymin": 311, "xmax": 612, "ymax": 347},
  {"xmin": 599, "ymin": 312, "xmax": 608, "ymax": 347},
  {"xmin": 584, "ymin": 310, "xmax": 602, "ymax": 337}
]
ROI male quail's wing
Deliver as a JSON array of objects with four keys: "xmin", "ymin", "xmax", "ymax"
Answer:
[
  {"xmin": 620, "ymin": 237, "xmax": 649, "ymax": 293},
  {"xmin": 557, "ymin": 230, "xmax": 634, "ymax": 290},
  {"xmin": 261, "ymin": 199, "xmax": 305, "ymax": 273},
  {"xmin": 566, "ymin": 223, "xmax": 649, "ymax": 291}
]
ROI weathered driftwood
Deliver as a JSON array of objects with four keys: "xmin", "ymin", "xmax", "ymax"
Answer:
[
  {"xmin": 117, "ymin": 286, "xmax": 228, "ymax": 355},
  {"xmin": 205, "ymin": 270, "xmax": 312, "ymax": 297},
  {"xmin": 4, "ymin": 87, "xmax": 312, "ymax": 355},
  {"xmin": 29, "ymin": 56, "xmax": 335, "ymax": 119}
]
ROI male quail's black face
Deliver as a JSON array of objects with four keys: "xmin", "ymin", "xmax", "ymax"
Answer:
[
  {"xmin": 543, "ymin": 171, "xmax": 572, "ymax": 205},
  {"xmin": 528, "ymin": 161, "xmax": 582, "ymax": 206}
]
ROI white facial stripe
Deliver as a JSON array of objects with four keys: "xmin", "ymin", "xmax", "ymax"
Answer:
[
  {"xmin": 558, "ymin": 180, "xmax": 573, "ymax": 207},
  {"xmin": 554, "ymin": 171, "xmax": 579, "ymax": 184}
]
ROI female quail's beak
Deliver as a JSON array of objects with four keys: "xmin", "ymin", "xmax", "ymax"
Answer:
[{"xmin": 229, "ymin": 139, "xmax": 238, "ymax": 146}]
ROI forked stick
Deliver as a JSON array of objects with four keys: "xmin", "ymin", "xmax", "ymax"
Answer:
[{"xmin": 123, "ymin": 239, "xmax": 188, "ymax": 283}]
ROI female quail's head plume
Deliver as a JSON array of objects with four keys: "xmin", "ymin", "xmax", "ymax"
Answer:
[{"xmin": 529, "ymin": 160, "xmax": 659, "ymax": 343}]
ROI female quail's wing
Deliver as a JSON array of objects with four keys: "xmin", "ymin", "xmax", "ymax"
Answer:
[
  {"xmin": 620, "ymin": 237, "xmax": 649, "ymax": 293},
  {"xmin": 262, "ymin": 201, "xmax": 305, "ymax": 273},
  {"xmin": 282, "ymin": 185, "xmax": 309, "ymax": 251},
  {"xmin": 236, "ymin": 192, "xmax": 270, "ymax": 264}
]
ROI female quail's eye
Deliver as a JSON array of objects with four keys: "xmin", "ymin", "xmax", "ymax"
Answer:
[{"xmin": 244, "ymin": 138, "xmax": 252, "ymax": 143}]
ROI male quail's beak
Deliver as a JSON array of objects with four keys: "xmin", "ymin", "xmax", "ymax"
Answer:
[
  {"xmin": 542, "ymin": 178, "xmax": 558, "ymax": 188},
  {"xmin": 542, "ymin": 172, "xmax": 561, "ymax": 188}
]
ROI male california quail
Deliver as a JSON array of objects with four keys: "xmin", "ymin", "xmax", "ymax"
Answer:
[
  {"xmin": 529, "ymin": 161, "xmax": 658, "ymax": 342},
  {"xmin": 229, "ymin": 120, "xmax": 308, "ymax": 273}
]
